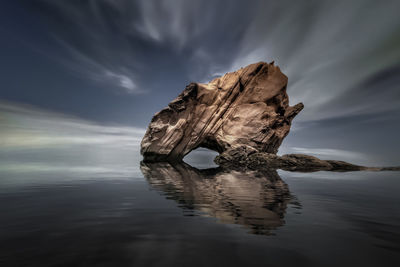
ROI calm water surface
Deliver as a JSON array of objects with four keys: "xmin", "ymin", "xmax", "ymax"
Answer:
[{"xmin": 0, "ymin": 146, "xmax": 399, "ymax": 267}]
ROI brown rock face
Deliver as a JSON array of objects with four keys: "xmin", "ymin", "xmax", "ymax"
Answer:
[{"xmin": 141, "ymin": 62, "xmax": 304, "ymax": 162}]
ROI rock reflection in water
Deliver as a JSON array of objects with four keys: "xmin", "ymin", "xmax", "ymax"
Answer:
[{"xmin": 140, "ymin": 162, "xmax": 299, "ymax": 235}]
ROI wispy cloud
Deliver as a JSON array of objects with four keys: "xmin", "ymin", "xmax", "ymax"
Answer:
[
  {"xmin": 0, "ymin": 101, "xmax": 146, "ymax": 183},
  {"xmin": 286, "ymin": 147, "xmax": 365, "ymax": 160},
  {"xmin": 226, "ymin": 0, "xmax": 400, "ymax": 121},
  {"xmin": 0, "ymin": 101, "xmax": 145, "ymax": 149},
  {"xmin": 22, "ymin": 0, "xmax": 400, "ymax": 120},
  {"xmin": 53, "ymin": 39, "xmax": 142, "ymax": 94},
  {"xmin": 105, "ymin": 70, "xmax": 137, "ymax": 93}
]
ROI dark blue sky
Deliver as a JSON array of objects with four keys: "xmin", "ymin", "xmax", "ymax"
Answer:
[{"xmin": 1, "ymin": 0, "xmax": 400, "ymax": 165}]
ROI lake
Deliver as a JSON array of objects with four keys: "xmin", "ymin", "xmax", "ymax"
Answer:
[{"xmin": 0, "ymin": 142, "xmax": 399, "ymax": 267}]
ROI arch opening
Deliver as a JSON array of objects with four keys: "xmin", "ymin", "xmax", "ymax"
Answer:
[{"xmin": 183, "ymin": 147, "xmax": 219, "ymax": 169}]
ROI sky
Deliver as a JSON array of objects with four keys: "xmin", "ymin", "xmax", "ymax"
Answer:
[{"xmin": 0, "ymin": 0, "xmax": 400, "ymax": 166}]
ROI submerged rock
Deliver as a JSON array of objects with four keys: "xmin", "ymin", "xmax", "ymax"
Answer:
[{"xmin": 141, "ymin": 61, "xmax": 303, "ymax": 162}]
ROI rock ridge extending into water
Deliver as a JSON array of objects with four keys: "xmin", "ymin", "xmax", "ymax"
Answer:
[{"xmin": 214, "ymin": 146, "xmax": 400, "ymax": 172}]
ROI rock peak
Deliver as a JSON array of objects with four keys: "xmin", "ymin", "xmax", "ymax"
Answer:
[{"xmin": 141, "ymin": 62, "xmax": 303, "ymax": 162}]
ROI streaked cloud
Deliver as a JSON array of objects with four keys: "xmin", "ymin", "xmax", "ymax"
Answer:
[
  {"xmin": 22, "ymin": 0, "xmax": 400, "ymax": 122},
  {"xmin": 0, "ymin": 101, "xmax": 145, "ymax": 149},
  {"xmin": 283, "ymin": 147, "xmax": 365, "ymax": 161},
  {"xmin": 105, "ymin": 70, "xmax": 137, "ymax": 93},
  {"xmin": 0, "ymin": 101, "xmax": 146, "ymax": 185}
]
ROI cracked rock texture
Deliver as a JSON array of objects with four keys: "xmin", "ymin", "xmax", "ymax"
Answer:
[{"xmin": 141, "ymin": 62, "xmax": 303, "ymax": 162}]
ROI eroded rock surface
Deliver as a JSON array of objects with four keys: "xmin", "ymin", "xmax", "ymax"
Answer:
[{"xmin": 141, "ymin": 62, "xmax": 303, "ymax": 162}]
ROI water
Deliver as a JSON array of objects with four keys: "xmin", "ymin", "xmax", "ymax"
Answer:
[{"xmin": 1, "ymin": 146, "xmax": 400, "ymax": 267}]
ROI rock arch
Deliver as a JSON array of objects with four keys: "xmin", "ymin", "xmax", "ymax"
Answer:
[{"xmin": 141, "ymin": 62, "xmax": 303, "ymax": 162}]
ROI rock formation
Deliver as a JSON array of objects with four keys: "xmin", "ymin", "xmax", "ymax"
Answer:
[
  {"xmin": 140, "ymin": 161, "xmax": 296, "ymax": 235},
  {"xmin": 214, "ymin": 146, "xmax": 365, "ymax": 172},
  {"xmin": 214, "ymin": 146, "xmax": 400, "ymax": 172},
  {"xmin": 141, "ymin": 61, "xmax": 399, "ymax": 172},
  {"xmin": 141, "ymin": 61, "xmax": 303, "ymax": 162}
]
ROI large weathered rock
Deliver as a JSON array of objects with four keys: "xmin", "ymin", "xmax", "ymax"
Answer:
[{"xmin": 141, "ymin": 62, "xmax": 303, "ymax": 162}]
